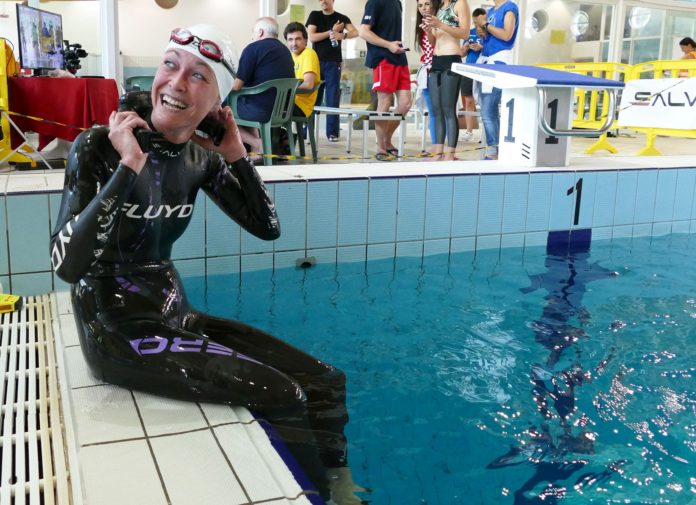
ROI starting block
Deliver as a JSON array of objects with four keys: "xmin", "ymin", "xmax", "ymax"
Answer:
[{"xmin": 452, "ymin": 64, "xmax": 624, "ymax": 167}]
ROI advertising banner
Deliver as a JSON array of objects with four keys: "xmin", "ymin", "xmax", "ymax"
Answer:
[{"xmin": 619, "ymin": 78, "xmax": 696, "ymax": 129}]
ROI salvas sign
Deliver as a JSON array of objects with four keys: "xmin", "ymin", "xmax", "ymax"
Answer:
[{"xmin": 618, "ymin": 78, "xmax": 696, "ymax": 130}]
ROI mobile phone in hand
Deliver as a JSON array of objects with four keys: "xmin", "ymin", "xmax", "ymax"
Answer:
[
  {"xmin": 195, "ymin": 116, "xmax": 227, "ymax": 146},
  {"xmin": 134, "ymin": 128, "xmax": 164, "ymax": 152}
]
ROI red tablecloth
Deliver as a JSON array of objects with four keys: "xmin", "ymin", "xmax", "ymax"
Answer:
[{"xmin": 8, "ymin": 77, "xmax": 119, "ymax": 150}]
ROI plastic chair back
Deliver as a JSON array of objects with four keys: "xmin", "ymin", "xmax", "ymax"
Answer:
[
  {"xmin": 293, "ymin": 81, "xmax": 324, "ymax": 162},
  {"xmin": 227, "ymin": 78, "xmax": 301, "ymax": 165},
  {"xmin": 228, "ymin": 78, "xmax": 301, "ymax": 128},
  {"xmin": 268, "ymin": 79, "xmax": 300, "ymax": 126}
]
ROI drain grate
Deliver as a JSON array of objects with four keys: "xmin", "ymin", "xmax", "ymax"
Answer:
[{"xmin": 0, "ymin": 295, "xmax": 71, "ymax": 505}]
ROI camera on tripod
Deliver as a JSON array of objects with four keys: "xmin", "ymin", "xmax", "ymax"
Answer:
[{"xmin": 62, "ymin": 40, "xmax": 88, "ymax": 74}]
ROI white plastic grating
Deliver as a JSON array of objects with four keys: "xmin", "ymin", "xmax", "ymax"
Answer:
[{"xmin": 0, "ymin": 295, "xmax": 71, "ymax": 505}]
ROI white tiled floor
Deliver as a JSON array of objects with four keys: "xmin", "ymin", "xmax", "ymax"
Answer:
[
  {"xmin": 51, "ymin": 291, "xmax": 314, "ymax": 505},
  {"xmin": 5, "ymin": 126, "xmax": 696, "ymax": 184},
  {"xmin": 6, "ymin": 136, "xmax": 696, "ymax": 199},
  {"xmin": 79, "ymin": 440, "xmax": 169, "ymax": 505}
]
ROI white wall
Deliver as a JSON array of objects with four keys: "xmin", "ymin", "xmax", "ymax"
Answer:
[
  {"xmin": 0, "ymin": 0, "xmax": 432, "ymax": 69},
  {"xmin": 0, "ymin": 0, "xmax": 436, "ymax": 71},
  {"xmin": 1, "ymin": 0, "xmax": 261, "ymax": 69},
  {"xmin": 118, "ymin": 0, "xmax": 258, "ymax": 58},
  {"xmin": 1, "ymin": 1, "xmax": 26, "ymax": 50},
  {"xmin": 520, "ymin": 0, "xmax": 574, "ymax": 64}
]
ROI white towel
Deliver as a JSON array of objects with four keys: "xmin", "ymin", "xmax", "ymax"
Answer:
[{"xmin": 478, "ymin": 49, "xmax": 513, "ymax": 93}]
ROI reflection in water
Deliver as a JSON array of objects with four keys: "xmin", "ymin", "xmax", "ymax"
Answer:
[
  {"xmin": 195, "ymin": 234, "xmax": 696, "ymax": 503},
  {"xmin": 487, "ymin": 232, "xmax": 621, "ymax": 504},
  {"xmin": 435, "ymin": 309, "xmax": 520, "ymax": 403}
]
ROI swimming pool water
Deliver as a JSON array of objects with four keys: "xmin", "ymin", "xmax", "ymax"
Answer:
[{"xmin": 185, "ymin": 234, "xmax": 695, "ymax": 504}]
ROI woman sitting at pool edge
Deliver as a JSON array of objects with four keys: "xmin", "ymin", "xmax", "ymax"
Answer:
[{"xmin": 49, "ymin": 23, "xmax": 365, "ymax": 505}]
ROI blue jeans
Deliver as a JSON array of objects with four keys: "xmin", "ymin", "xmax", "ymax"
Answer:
[
  {"xmin": 421, "ymin": 88, "xmax": 436, "ymax": 145},
  {"xmin": 480, "ymin": 86, "xmax": 502, "ymax": 156},
  {"xmin": 320, "ymin": 60, "xmax": 341, "ymax": 138}
]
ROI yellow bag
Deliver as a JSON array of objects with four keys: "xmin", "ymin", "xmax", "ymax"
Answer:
[{"xmin": 3, "ymin": 39, "xmax": 21, "ymax": 77}]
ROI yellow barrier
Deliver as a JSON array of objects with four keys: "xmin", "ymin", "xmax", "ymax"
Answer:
[
  {"xmin": 623, "ymin": 59, "xmax": 696, "ymax": 155},
  {"xmin": 537, "ymin": 62, "xmax": 631, "ymax": 154},
  {"xmin": 629, "ymin": 59, "xmax": 696, "ymax": 80},
  {"xmin": 0, "ymin": 41, "xmax": 36, "ymax": 167}
]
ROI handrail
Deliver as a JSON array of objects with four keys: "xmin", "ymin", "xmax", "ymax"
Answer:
[{"xmin": 537, "ymin": 87, "xmax": 618, "ymax": 137}]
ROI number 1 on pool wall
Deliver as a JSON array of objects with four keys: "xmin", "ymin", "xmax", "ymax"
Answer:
[
  {"xmin": 504, "ymin": 98, "xmax": 515, "ymax": 143},
  {"xmin": 567, "ymin": 178, "xmax": 583, "ymax": 225}
]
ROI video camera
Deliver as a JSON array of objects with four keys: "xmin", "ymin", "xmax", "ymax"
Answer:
[{"xmin": 62, "ymin": 40, "xmax": 88, "ymax": 74}]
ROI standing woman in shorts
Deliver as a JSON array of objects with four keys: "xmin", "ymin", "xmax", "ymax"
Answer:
[{"xmin": 423, "ymin": 0, "xmax": 470, "ymax": 160}]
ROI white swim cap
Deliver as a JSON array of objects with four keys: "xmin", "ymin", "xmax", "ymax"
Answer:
[{"xmin": 165, "ymin": 24, "xmax": 239, "ymax": 100}]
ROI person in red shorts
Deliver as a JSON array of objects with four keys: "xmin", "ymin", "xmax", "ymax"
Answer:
[{"xmin": 359, "ymin": 0, "xmax": 412, "ymax": 161}]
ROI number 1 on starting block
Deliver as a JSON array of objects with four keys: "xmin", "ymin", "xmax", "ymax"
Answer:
[{"xmin": 499, "ymin": 87, "xmax": 573, "ymax": 167}]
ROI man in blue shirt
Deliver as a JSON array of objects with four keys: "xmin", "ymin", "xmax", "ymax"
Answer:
[
  {"xmin": 479, "ymin": 0, "xmax": 519, "ymax": 160},
  {"xmin": 232, "ymin": 17, "xmax": 294, "ymax": 155},
  {"xmin": 359, "ymin": 0, "xmax": 412, "ymax": 161}
]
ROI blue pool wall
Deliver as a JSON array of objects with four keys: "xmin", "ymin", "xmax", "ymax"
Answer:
[{"xmin": 3, "ymin": 164, "xmax": 696, "ymax": 295}]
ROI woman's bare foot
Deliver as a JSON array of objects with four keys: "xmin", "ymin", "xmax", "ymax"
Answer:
[
  {"xmin": 430, "ymin": 143, "xmax": 444, "ymax": 161},
  {"xmin": 443, "ymin": 147, "xmax": 456, "ymax": 161}
]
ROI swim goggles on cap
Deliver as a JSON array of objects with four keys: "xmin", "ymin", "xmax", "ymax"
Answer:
[{"xmin": 170, "ymin": 28, "xmax": 236, "ymax": 78}]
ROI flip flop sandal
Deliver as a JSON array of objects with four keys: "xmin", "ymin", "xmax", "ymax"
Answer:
[
  {"xmin": 386, "ymin": 148, "xmax": 399, "ymax": 157},
  {"xmin": 375, "ymin": 152, "xmax": 393, "ymax": 161}
]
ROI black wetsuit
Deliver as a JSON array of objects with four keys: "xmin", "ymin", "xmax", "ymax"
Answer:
[{"xmin": 49, "ymin": 123, "xmax": 347, "ymax": 499}]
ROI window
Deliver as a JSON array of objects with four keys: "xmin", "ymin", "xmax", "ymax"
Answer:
[
  {"xmin": 570, "ymin": 11, "xmax": 590, "ymax": 37},
  {"xmin": 624, "ymin": 6, "xmax": 662, "ymax": 37}
]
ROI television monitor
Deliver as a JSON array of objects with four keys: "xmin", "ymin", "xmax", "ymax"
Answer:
[{"xmin": 15, "ymin": 3, "xmax": 64, "ymax": 75}]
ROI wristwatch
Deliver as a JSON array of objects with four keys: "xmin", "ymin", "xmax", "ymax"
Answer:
[{"xmin": 484, "ymin": 22, "xmax": 490, "ymax": 31}]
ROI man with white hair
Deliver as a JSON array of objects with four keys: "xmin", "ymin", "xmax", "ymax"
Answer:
[{"xmin": 232, "ymin": 17, "xmax": 295, "ymax": 155}]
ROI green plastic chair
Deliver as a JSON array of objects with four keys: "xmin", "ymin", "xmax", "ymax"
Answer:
[
  {"xmin": 227, "ymin": 78, "xmax": 301, "ymax": 166},
  {"xmin": 293, "ymin": 81, "xmax": 324, "ymax": 163},
  {"xmin": 125, "ymin": 75, "xmax": 154, "ymax": 92}
]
